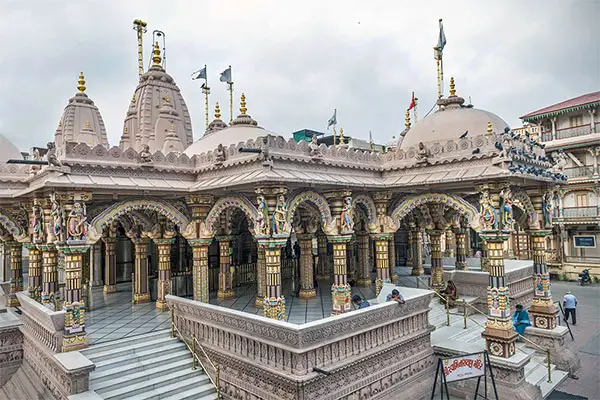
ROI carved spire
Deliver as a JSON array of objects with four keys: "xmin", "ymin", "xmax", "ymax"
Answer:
[{"xmin": 77, "ymin": 72, "xmax": 86, "ymax": 93}]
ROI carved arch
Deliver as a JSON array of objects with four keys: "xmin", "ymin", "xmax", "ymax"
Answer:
[
  {"xmin": 390, "ymin": 193, "xmax": 479, "ymax": 230},
  {"xmin": 352, "ymin": 194, "xmax": 377, "ymax": 232},
  {"xmin": 512, "ymin": 189, "xmax": 538, "ymax": 229},
  {"xmin": 204, "ymin": 195, "xmax": 258, "ymax": 237},
  {"xmin": 285, "ymin": 190, "xmax": 334, "ymax": 233},
  {"xmin": 0, "ymin": 208, "xmax": 27, "ymax": 242}
]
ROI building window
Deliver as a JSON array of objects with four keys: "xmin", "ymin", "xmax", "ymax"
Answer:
[
  {"xmin": 575, "ymin": 192, "xmax": 588, "ymax": 207},
  {"xmin": 570, "ymin": 115, "xmax": 584, "ymax": 127}
]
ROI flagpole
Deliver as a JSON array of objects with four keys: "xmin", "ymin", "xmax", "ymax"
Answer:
[
  {"xmin": 226, "ymin": 65, "xmax": 233, "ymax": 122},
  {"xmin": 413, "ymin": 91, "xmax": 418, "ymax": 122},
  {"xmin": 435, "ymin": 48, "xmax": 442, "ymax": 99},
  {"xmin": 202, "ymin": 65, "xmax": 210, "ymax": 129},
  {"xmin": 332, "ymin": 124, "xmax": 337, "ymax": 146}
]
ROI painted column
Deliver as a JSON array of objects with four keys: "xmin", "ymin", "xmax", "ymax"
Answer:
[
  {"xmin": 331, "ymin": 236, "xmax": 352, "ymax": 314},
  {"xmin": 59, "ymin": 245, "xmax": 89, "ymax": 351},
  {"xmin": 528, "ymin": 230, "xmax": 558, "ymax": 329},
  {"xmin": 389, "ymin": 237, "xmax": 397, "ymax": 283},
  {"xmin": 217, "ymin": 236, "xmax": 234, "ymax": 299},
  {"xmin": 444, "ymin": 229, "xmax": 456, "ymax": 257},
  {"xmin": 0, "ymin": 243, "xmax": 9, "ymax": 282},
  {"xmin": 103, "ymin": 237, "xmax": 117, "ymax": 293},
  {"xmin": 411, "ymin": 229, "xmax": 424, "ymax": 276},
  {"xmin": 406, "ymin": 229, "xmax": 414, "ymax": 270},
  {"xmin": 261, "ymin": 241, "xmax": 286, "ymax": 320},
  {"xmin": 255, "ymin": 245, "xmax": 266, "ymax": 307},
  {"xmin": 454, "ymin": 228, "xmax": 468, "ymax": 270},
  {"xmin": 7, "ymin": 242, "xmax": 22, "ymax": 307},
  {"xmin": 316, "ymin": 233, "xmax": 329, "ymax": 280},
  {"xmin": 39, "ymin": 244, "xmax": 59, "ymax": 306},
  {"xmin": 481, "ymin": 241, "xmax": 489, "ymax": 272},
  {"xmin": 131, "ymin": 237, "xmax": 150, "ymax": 304},
  {"xmin": 373, "ymin": 234, "xmax": 391, "ymax": 296},
  {"xmin": 26, "ymin": 244, "xmax": 42, "ymax": 301},
  {"xmin": 356, "ymin": 233, "xmax": 371, "ymax": 286},
  {"xmin": 430, "ymin": 230, "xmax": 444, "ymax": 291},
  {"xmin": 155, "ymin": 238, "xmax": 174, "ymax": 310},
  {"xmin": 90, "ymin": 243, "xmax": 103, "ymax": 287},
  {"xmin": 298, "ymin": 234, "xmax": 316, "ymax": 299},
  {"xmin": 189, "ymin": 239, "xmax": 210, "ymax": 303}
]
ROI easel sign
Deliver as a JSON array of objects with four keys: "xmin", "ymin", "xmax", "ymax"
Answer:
[{"xmin": 431, "ymin": 351, "xmax": 498, "ymax": 400}]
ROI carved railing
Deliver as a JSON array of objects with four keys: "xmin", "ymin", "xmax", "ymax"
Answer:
[
  {"xmin": 564, "ymin": 166, "xmax": 594, "ymax": 179},
  {"xmin": 556, "ymin": 125, "xmax": 592, "ymax": 140},
  {"xmin": 565, "ymin": 256, "xmax": 600, "ymax": 264},
  {"xmin": 563, "ymin": 206, "xmax": 598, "ymax": 218},
  {"xmin": 16, "ymin": 292, "xmax": 64, "ymax": 353}
]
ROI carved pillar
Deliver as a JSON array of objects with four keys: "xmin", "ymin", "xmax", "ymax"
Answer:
[
  {"xmin": 39, "ymin": 244, "xmax": 59, "ymax": 306},
  {"xmin": 7, "ymin": 242, "xmax": 22, "ymax": 307},
  {"xmin": 298, "ymin": 234, "xmax": 316, "ymax": 299},
  {"xmin": 316, "ymin": 233, "xmax": 328, "ymax": 280},
  {"xmin": 58, "ymin": 245, "xmax": 89, "ymax": 351},
  {"xmin": 260, "ymin": 240, "xmax": 286, "ymax": 320},
  {"xmin": 356, "ymin": 233, "xmax": 371, "ymax": 286},
  {"xmin": 217, "ymin": 236, "xmax": 235, "ymax": 299},
  {"xmin": 528, "ymin": 230, "xmax": 558, "ymax": 329},
  {"xmin": 430, "ymin": 230, "xmax": 444, "ymax": 291},
  {"xmin": 373, "ymin": 234, "xmax": 391, "ymax": 296},
  {"xmin": 155, "ymin": 238, "xmax": 175, "ymax": 310},
  {"xmin": 331, "ymin": 236, "xmax": 352, "ymax": 314},
  {"xmin": 102, "ymin": 237, "xmax": 117, "ymax": 293},
  {"xmin": 454, "ymin": 228, "xmax": 468, "ymax": 270},
  {"xmin": 444, "ymin": 229, "xmax": 455, "ymax": 257},
  {"xmin": 406, "ymin": 229, "xmax": 414, "ymax": 270},
  {"xmin": 189, "ymin": 239, "xmax": 210, "ymax": 303},
  {"xmin": 26, "ymin": 244, "xmax": 42, "ymax": 302},
  {"xmin": 256, "ymin": 245, "xmax": 266, "ymax": 307},
  {"xmin": 89, "ymin": 243, "xmax": 103, "ymax": 287},
  {"xmin": 0, "ymin": 243, "xmax": 9, "ymax": 283},
  {"xmin": 131, "ymin": 237, "xmax": 150, "ymax": 304},
  {"xmin": 411, "ymin": 229, "xmax": 424, "ymax": 276},
  {"xmin": 388, "ymin": 237, "xmax": 397, "ymax": 283},
  {"xmin": 481, "ymin": 241, "xmax": 489, "ymax": 272}
]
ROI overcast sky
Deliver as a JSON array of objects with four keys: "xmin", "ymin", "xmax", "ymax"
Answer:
[{"xmin": 0, "ymin": 0, "xmax": 598, "ymax": 150}]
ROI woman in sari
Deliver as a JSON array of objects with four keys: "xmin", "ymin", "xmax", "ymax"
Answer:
[{"xmin": 512, "ymin": 304, "xmax": 531, "ymax": 337}]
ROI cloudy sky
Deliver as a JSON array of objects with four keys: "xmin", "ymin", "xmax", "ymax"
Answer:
[{"xmin": 0, "ymin": 0, "xmax": 598, "ymax": 150}]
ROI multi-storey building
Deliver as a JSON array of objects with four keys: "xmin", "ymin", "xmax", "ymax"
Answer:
[{"xmin": 519, "ymin": 91, "xmax": 600, "ymax": 279}]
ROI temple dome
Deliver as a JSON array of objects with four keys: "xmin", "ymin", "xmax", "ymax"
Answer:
[
  {"xmin": 120, "ymin": 42, "xmax": 193, "ymax": 153},
  {"xmin": 184, "ymin": 94, "xmax": 277, "ymax": 156},
  {"xmin": 54, "ymin": 72, "xmax": 108, "ymax": 152},
  {"xmin": 400, "ymin": 79, "xmax": 509, "ymax": 150},
  {"xmin": 0, "ymin": 134, "xmax": 22, "ymax": 163}
]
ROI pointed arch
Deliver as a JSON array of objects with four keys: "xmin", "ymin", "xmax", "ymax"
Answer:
[
  {"xmin": 352, "ymin": 193, "xmax": 377, "ymax": 229},
  {"xmin": 0, "ymin": 208, "xmax": 26, "ymax": 241},
  {"xmin": 390, "ymin": 193, "xmax": 478, "ymax": 229},
  {"xmin": 204, "ymin": 195, "xmax": 258, "ymax": 237},
  {"xmin": 512, "ymin": 189, "xmax": 538, "ymax": 229},
  {"xmin": 286, "ymin": 190, "xmax": 333, "ymax": 229}
]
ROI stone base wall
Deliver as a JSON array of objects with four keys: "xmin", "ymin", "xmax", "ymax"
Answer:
[{"xmin": 0, "ymin": 319, "xmax": 22, "ymax": 387}]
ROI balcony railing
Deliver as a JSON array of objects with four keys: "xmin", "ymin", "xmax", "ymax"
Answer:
[
  {"xmin": 556, "ymin": 125, "xmax": 592, "ymax": 140},
  {"xmin": 541, "ymin": 132, "xmax": 553, "ymax": 142},
  {"xmin": 562, "ymin": 206, "xmax": 598, "ymax": 218},
  {"xmin": 564, "ymin": 166, "xmax": 594, "ymax": 178},
  {"xmin": 565, "ymin": 256, "xmax": 600, "ymax": 264}
]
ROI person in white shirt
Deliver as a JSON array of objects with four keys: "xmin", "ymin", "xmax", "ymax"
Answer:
[{"xmin": 562, "ymin": 291, "xmax": 578, "ymax": 325}]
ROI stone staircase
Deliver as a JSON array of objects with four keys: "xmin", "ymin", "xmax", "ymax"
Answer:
[{"xmin": 79, "ymin": 330, "xmax": 217, "ymax": 400}]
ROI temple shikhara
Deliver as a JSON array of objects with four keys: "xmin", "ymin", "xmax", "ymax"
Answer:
[{"xmin": 0, "ymin": 18, "xmax": 583, "ymax": 400}]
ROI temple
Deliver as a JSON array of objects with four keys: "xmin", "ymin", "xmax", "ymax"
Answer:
[{"xmin": 0, "ymin": 20, "xmax": 580, "ymax": 400}]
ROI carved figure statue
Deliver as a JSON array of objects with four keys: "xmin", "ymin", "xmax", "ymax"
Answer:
[
  {"xmin": 215, "ymin": 144, "xmax": 226, "ymax": 164},
  {"xmin": 31, "ymin": 204, "xmax": 44, "ymax": 242},
  {"xmin": 309, "ymin": 135, "xmax": 322, "ymax": 158},
  {"xmin": 551, "ymin": 150, "xmax": 567, "ymax": 172},
  {"xmin": 500, "ymin": 187, "xmax": 514, "ymax": 231},
  {"xmin": 46, "ymin": 142, "xmax": 62, "ymax": 167},
  {"xmin": 139, "ymin": 144, "xmax": 152, "ymax": 163},
  {"xmin": 29, "ymin": 148, "xmax": 41, "ymax": 175},
  {"xmin": 340, "ymin": 197, "xmax": 354, "ymax": 232},
  {"xmin": 542, "ymin": 191, "xmax": 554, "ymax": 228},
  {"xmin": 415, "ymin": 142, "xmax": 430, "ymax": 164},
  {"xmin": 256, "ymin": 195, "xmax": 270, "ymax": 235},
  {"xmin": 271, "ymin": 195, "xmax": 287, "ymax": 235},
  {"xmin": 50, "ymin": 192, "xmax": 64, "ymax": 242},
  {"xmin": 479, "ymin": 190, "xmax": 498, "ymax": 231},
  {"xmin": 67, "ymin": 202, "xmax": 87, "ymax": 241}
]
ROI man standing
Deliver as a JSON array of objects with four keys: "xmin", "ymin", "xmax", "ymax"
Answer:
[{"xmin": 563, "ymin": 291, "xmax": 578, "ymax": 325}]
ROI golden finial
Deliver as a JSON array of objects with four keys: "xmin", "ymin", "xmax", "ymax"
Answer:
[
  {"xmin": 240, "ymin": 93, "xmax": 247, "ymax": 115},
  {"xmin": 77, "ymin": 72, "xmax": 86, "ymax": 93},
  {"xmin": 169, "ymin": 123, "xmax": 175, "ymax": 132},
  {"xmin": 165, "ymin": 95, "xmax": 170, "ymax": 104},
  {"xmin": 487, "ymin": 121, "xmax": 493, "ymax": 135},
  {"xmin": 152, "ymin": 41, "xmax": 162, "ymax": 66},
  {"xmin": 215, "ymin": 102, "xmax": 221, "ymax": 119},
  {"xmin": 85, "ymin": 120, "xmax": 90, "ymax": 128},
  {"xmin": 339, "ymin": 127, "xmax": 345, "ymax": 144},
  {"xmin": 449, "ymin": 77, "xmax": 456, "ymax": 96},
  {"xmin": 405, "ymin": 109, "xmax": 411, "ymax": 130},
  {"xmin": 131, "ymin": 93, "xmax": 136, "ymax": 104},
  {"xmin": 58, "ymin": 120, "xmax": 62, "ymax": 127}
]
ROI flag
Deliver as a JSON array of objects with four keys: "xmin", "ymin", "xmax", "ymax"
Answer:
[
  {"xmin": 435, "ymin": 19, "xmax": 447, "ymax": 60},
  {"xmin": 408, "ymin": 92, "xmax": 416, "ymax": 111},
  {"xmin": 327, "ymin": 109, "xmax": 337, "ymax": 128},
  {"xmin": 191, "ymin": 66, "xmax": 206, "ymax": 80},
  {"xmin": 220, "ymin": 66, "xmax": 232, "ymax": 83}
]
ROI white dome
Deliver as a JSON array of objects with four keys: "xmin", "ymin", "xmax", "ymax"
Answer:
[
  {"xmin": 184, "ymin": 124, "xmax": 277, "ymax": 156},
  {"xmin": 0, "ymin": 134, "xmax": 22, "ymax": 162},
  {"xmin": 400, "ymin": 96, "xmax": 509, "ymax": 150}
]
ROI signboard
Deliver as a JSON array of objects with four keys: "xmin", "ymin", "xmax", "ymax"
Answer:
[
  {"xmin": 574, "ymin": 235, "xmax": 596, "ymax": 248},
  {"xmin": 442, "ymin": 353, "xmax": 485, "ymax": 382}
]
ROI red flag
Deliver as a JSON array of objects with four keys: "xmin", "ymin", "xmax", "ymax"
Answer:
[{"xmin": 408, "ymin": 92, "xmax": 416, "ymax": 111}]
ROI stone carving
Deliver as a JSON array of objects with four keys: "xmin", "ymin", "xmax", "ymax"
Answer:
[
  {"xmin": 339, "ymin": 197, "xmax": 354, "ymax": 233},
  {"xmin": 256, "ymin": 195, "xmax": 270, "ymax": 236},
  {"xmin": 139, "ymin": 144, "xmax": 153, "ymax": 163},
  {"xmin": 215, "ymin": 143, "xmax": 226, "ymax": 164},
  {"xmin": 415, "ymin": 142, "xmax": 430, "ymax": 165},
  {"xmin": 67, "ymin": 202, "xmax": 87, "ymax": 241},
  {"xmin": 542, "ymin": 191, "xmax": 553, "ymax": 228},
  {"xmin": 352, "ymin": 194, "xmax": 378, "ymax": 232},
  {"xmin": 391, "ymin": 192, "xmax": 477, "ymax": 229},
  {"xmin": 31, "ymin": 204, "xmax": 44, "ymax": 243},
  {"xmin": 49, "ymin": 192, "xmax": 64, "ymax": 243},
  {"xmin": 499, "ymin": 187, "xmax": 514, "ymax": 231},
  {"xmin": 309, "ymin": 135, "xmax": 322, "ymax": 159},
  {"xmin": 46, "ymin": 142, "xmax": 62, "ymax": 167},
  {"xmin": 551, "ymin": 150, "xmax": 567, "ymax": 172},
  {"xmin": 479, "ymin": 189, "xmax": 498, "ymax": 231},
  {"xmin": 285, "ymin": 190, "xmax": 335, "ymax": 234},
  {"xmin": 271, "ymin": 195, "xmax": 287, "ymax": 235}
]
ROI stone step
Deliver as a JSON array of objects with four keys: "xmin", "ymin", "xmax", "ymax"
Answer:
[
  {"xmin": 540, "ymin": 370, "xmax": 568, "ymax": 399},
  {"xmin": 90, "ymin": 349, "xmax": 191, "ymax": 381},
  {"xmin": 92, "ymin": 343, "xmax": 185, "ymax": 371},
  {"xmin": 90, "ymin": 358, "xmax": 192, "ymax": 392},
  {"xmin": 124, "ymin": 378, "xmax": 215, "ymax": 400},
  {"xmin": 99, "ymin": 368, "xmax": 208, "ymax": 400},
  {"xmin": 83, "ymin": 335, "xmax": 179, "ymax": 363},
  {"xmin": 525, "ymin": 360, "xmax": 556, "ymax": 387},
  {"xmin": 81, "ymin": 329, "xmax": 171, "ymax": 356},
  {"xmin": 160, "ymin": 383, "xmax": 217, "ymax": 400}
]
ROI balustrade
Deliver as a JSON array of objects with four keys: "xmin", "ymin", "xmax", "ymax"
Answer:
[{"xmin": 562, "ymin": 206, "xmax": 598, "ymax": 218}]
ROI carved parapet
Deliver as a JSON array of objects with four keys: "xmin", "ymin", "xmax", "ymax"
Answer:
[{"xmin": 524, "ymin": 326, "xmax": 580, "ymax": 375}]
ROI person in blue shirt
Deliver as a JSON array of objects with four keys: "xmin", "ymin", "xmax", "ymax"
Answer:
[
  {"xmin": 352, "ymin": 295, "xmax": 370, "ymax": 309},
  {"xmin": 563, "ymin": 291, "xmax": 578, "ymax": 325},
  {"xmin": 512, "ymin": 304, "xmax": 531, "ymax": 337},
  {"xmin": 386, "ymin": 289, "xmax": 405, "ymax": 304}
]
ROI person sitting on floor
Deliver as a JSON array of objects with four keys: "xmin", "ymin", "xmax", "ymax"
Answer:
[
  {"xmin": 386, "ymin": 289, "xmax": 405, "ymax": 304},
  {"xmin": 512, "ymin": 304, "xmax": 531, "ymax": 338},
  {"xmin": 440, "ymin": 280, "xmax": 458, "ymax": 303},
  {"xmin": 352, "ymin": 295, "xmax": 370, "ymax": 309}
]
